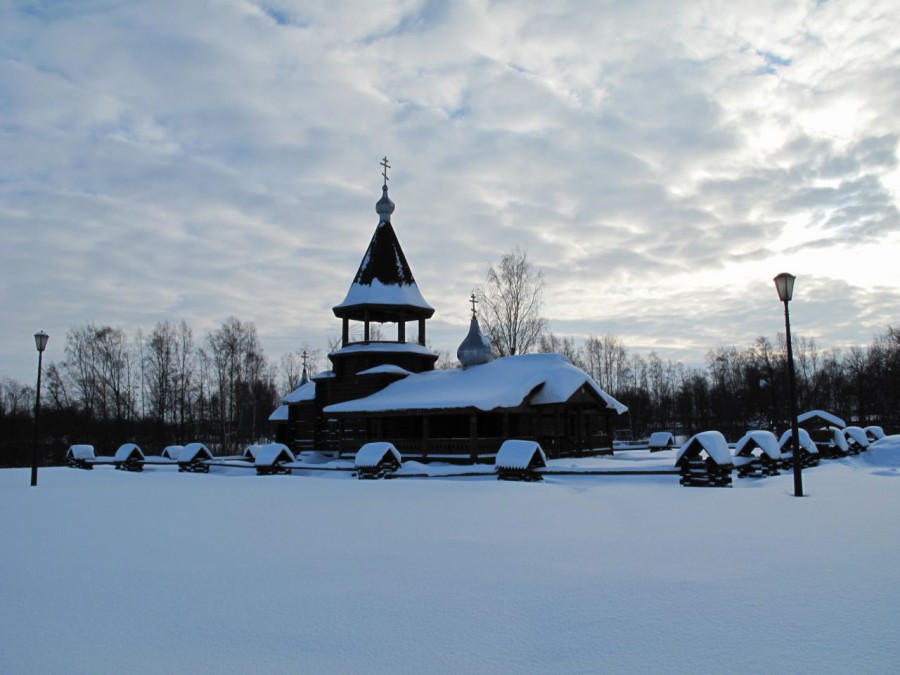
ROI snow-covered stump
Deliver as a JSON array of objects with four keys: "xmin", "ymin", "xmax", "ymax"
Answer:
[
  {"xmin": 778, "ymin": 428, "xmax": 819, "ymax": 470},
  {"xmin": 178, "ymin": 443, "xmax": 213, "ymax": 473},
  {"xmin": 495, "ymin": 440, "xmax": 547, "ymax": 482},
  {"xmin": 676, "ymin": 432, "xmax": 733, "ymax": 487},
  {"xmin": 648, "ymin": 431, "xmax": 676, "ymax": 452},
  {"xmin": 733, "ymin": 431, "xmax": 781, "ymax": 478},
  {"xmin": 66, "ymin": 445, "xmax": 96, "ymax": 470},
  {"xmin": 354, "ymin": 442, "xmax": 402, "ymax": 479},
  {"xmin": 113, "ymin": 443, "xmax": 145, "ymax": 472},
  {"xmin": 254, "ymin": 443, "xmax": 296, "ymax": 475}
]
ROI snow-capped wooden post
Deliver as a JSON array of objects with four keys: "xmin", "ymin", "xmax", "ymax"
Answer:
[
  {"xmin": 675, "ymin": 431, "xmax": 733, "ymax": 487},
  {"xmin": 355, "ymin": 442, "xmax": 402, "ymax": 479},
  {"xmin": 495, "ymin": 440, "xmax": 547, "ymax": 482}
]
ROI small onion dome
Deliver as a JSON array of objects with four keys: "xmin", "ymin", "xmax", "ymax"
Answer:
[
  {"xmin": 457, "ymin": 315, "xmax": 493, "ymax": 368},
  {"xmin": 376, "ymin": 185, "xmax": 395, "ymax": 222}
]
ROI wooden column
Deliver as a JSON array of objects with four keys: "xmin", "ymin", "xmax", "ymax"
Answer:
[
  {"xmin": 422, "ymin": 416, "xmax": 430, "ymax": 459},
  {"xmin": 398, "ymin": 319, "xmax": 406, "ymax": 343},
  {"xmin": 469, "ymin": 413, "xmax": 478, "ymax": 461},
  {"xmin": 364, "ymin": 310, "xmax": 370, "ymax": 343},
  {"xmin": 418, "ymin": 318, "xmax": 426, "ymax": 346},
  {"xmin": 342, "ymin": 318, "xmax": 349, "ymax": 347},
  {"xmin": 554, "ymin": 410, "xmax": 562, "ymax": 458}
]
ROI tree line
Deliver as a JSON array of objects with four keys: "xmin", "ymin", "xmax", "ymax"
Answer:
[
  {"xmin": 535, "ymin": 329, "xmax": 900, "ymax": 439},
  {"xmin": 475, "ymin": 248, "xmax": 900, "ymax": 439},
  {"xmin": 0, "ymin": 317, "xmax": 327, "ymax": 467},
  {"xmin": 3, "ymin": 248, "xmax": 898, "ymax": 467}
]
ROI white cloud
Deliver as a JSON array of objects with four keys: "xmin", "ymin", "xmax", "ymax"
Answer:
[{"xmin": 1, "ymin": 0, "xmax": 898, "ymax": 383}]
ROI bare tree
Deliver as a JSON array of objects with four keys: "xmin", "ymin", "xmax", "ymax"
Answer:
[
  {"xmin": 476, "ymin": 248, "xmax": 547, "ymax": 356},
  {"xmin": 144, "ymin": 321, "xmax": 178, "ymax": 426},
  {"xmin": 583, "ymin": 334, "xmax": 629, "ymax": 394},
  {"xmin": 205, "ymin": 317, "xmax": 271, "ymax": 453}
]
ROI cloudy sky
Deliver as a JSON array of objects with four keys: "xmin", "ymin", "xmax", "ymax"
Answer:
[{"xmin": 2, "ymin": 0, "xmax": 899, "ymax": 383}]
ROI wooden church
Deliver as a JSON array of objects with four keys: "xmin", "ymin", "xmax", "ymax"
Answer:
[{"xmin": 270, "ymin": 161, "xmax": 627, "ymax": 460}]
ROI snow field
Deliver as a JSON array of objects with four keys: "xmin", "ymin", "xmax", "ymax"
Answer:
[{"xmin": 2, "ymin": 445, "xmax": 899, "ymax": 674}]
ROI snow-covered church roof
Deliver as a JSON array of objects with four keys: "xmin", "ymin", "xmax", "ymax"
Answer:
[
  {"xmin": 324, "ymin": 353, "xmax": 628, "ymax": 415},
  {"xmin": 333, "ymin": 183, "xmax": 433, "ymax": 322}
]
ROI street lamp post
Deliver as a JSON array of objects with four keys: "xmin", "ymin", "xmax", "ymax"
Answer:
[
  {"xmin": 773, "ymin": 274, "xmax": 803, "ymax": 497},
  {"xmin": 31, "ymin": 330, "xmax": 49, "ymax": 487}
]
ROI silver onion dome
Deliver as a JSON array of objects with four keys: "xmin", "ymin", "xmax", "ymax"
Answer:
[
  {"xmin": 457, "ymin": 314, "xmax": 493, "ymax": 368},
  {"xmin": 375, "ymin": 185, "xmax": 395, "ymax": 222}
]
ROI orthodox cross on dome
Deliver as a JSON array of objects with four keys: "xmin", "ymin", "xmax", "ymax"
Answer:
[
  {"xmin": 469, "ymin": 292, "xmax": 478, "ymax": 319},
  {"xmin": 380, "ymin": 156, "xmax": 391, "ymax": 189}
]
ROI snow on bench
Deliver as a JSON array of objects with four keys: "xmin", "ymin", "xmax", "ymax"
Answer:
[
  {"xmin": 676, "ymin": 431, "xmax": 733, "ymax": 487},
  {"xmin": 843, "ymin": 426, "xmax": 870, "ymax": 453},
  {"xmin": 732, "ymin": 430, "xmax": 781, "ymax": 478},
  {"xmin": 648, "ymin": 432, "xmax": 676, "ymax": 452},
  {"xmin": 254, "ymin": 443, "xmax": 296, "ymax": 475},
  {"xmin": 161, "ymin": 445, "xmax": 183, "ymax": 460},
  {"xmin": 864, "ymin": 425, "xmax": 886, "ymax": 442},
  {"xmin": 354, "ymin": 442, "xmax": 402, "ymax": 479},
  {"xmin": 778, "ymin": 428, "xmax": 819, "ymax": 468},
  {"xmin": 66, "ymin": 445, "xmax": 96, "ymax": 469},
  {"xmin": 113, "ymin": 443, "xmax": 145, "ymax": 472},
  {"xmin": 178, "ymin": 443, "xmax": 214, "ymax": 473},
  {"xmin": 495, "ymin": 440, "xmax": 547, "ymax": 482}
]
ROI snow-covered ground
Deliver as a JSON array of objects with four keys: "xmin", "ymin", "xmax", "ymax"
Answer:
[{"xmin": 3, "ymin": 440, "xmax": 900, "ymax": 674}]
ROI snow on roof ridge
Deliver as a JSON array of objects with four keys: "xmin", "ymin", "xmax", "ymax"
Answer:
[
  {"xmin": 734, "ymin": 430, "xmax": 780, "ymax": 459},
  {"xmin": 676, "ymin": 431, "xmax": 732, "ymax": 465},
  {"xmin": 254, "ymin": 443, "xmax": 295, "ymax": 467},
  {"xmin": 778, "ymin": 428, "xmax": 818, "ymax": 454},
  {"xmin": 324, "ymin": 353, "xmax": 627, "ymax": 415},
  {"xmin": 797, "ymin": 410, "xmax": 846, "ymax": 428},
  {"xmin": 355, "ymin": 442, "xmax": 402, "ymax": 468},
  {"xmin": 179, "ymin": 443, "xmax": 212, "ymax": 463},
  {"xmin": 495, "ymin": 440, "xmax": 547, "ymax": 470}
]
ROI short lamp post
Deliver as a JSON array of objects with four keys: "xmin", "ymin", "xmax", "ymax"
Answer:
[
  {"xmin": 31, "ymin": 330, "xmax": 49, "ymax": 487},
  {"xmin": 774, "ymin": 274, "xmax": 803, "ymax": 497}
]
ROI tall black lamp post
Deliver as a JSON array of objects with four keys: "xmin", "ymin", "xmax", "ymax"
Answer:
[
  {"xmin": 773, "ymin": 274, "xmax": 803, "ymax": 497},
  {"xmin": 31, "ymin": 330, "xmax": 49, "ymax": 487}
]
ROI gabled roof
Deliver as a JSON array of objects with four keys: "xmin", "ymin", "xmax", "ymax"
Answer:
[
  {"xmin": 797, "ymin": 410, "xmax": 846, "ymax": 428},
  {"xmin": 324, "ymin": 353, "xmax": 627, "ymax": 415},
  {"xmin": 180, "ymin": 443, "xmax": 213, "ymax": 463},
  {"xmin": 734, "ymin": 430, "xmax": 780, "ymax": 460},
  {"xmin": 67, "ymin": 445, "xmax": 95, "ymax": 459},
  {"xmin": 254, "ymin": 443, "xmax": 295, "ymax": 467},
  {"xmin": 114, "ymin": 443, "xmax": 144, "ymax": 462},
  {"xmin": 778, "ymin": 428, "xmax": 818, "ymax": 454},
  {"xmin": 355, "ymin": 442, "xmax": 402, "ymax": 468},
  {"xmin": 676, "ymin": 431, "xmax": 732, "ymax": 466},
  {"xmin": 282, "ymin": 380, "xmax": 316, "ymax": 404},
  {"xmin": 495, "ymin": 440, "xmax": 547, "ymax": 470}
]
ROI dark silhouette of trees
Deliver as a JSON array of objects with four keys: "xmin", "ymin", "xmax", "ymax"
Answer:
[{"xmin": 3, "ymin": 318, "xmax": 900, "ymax": 467}]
